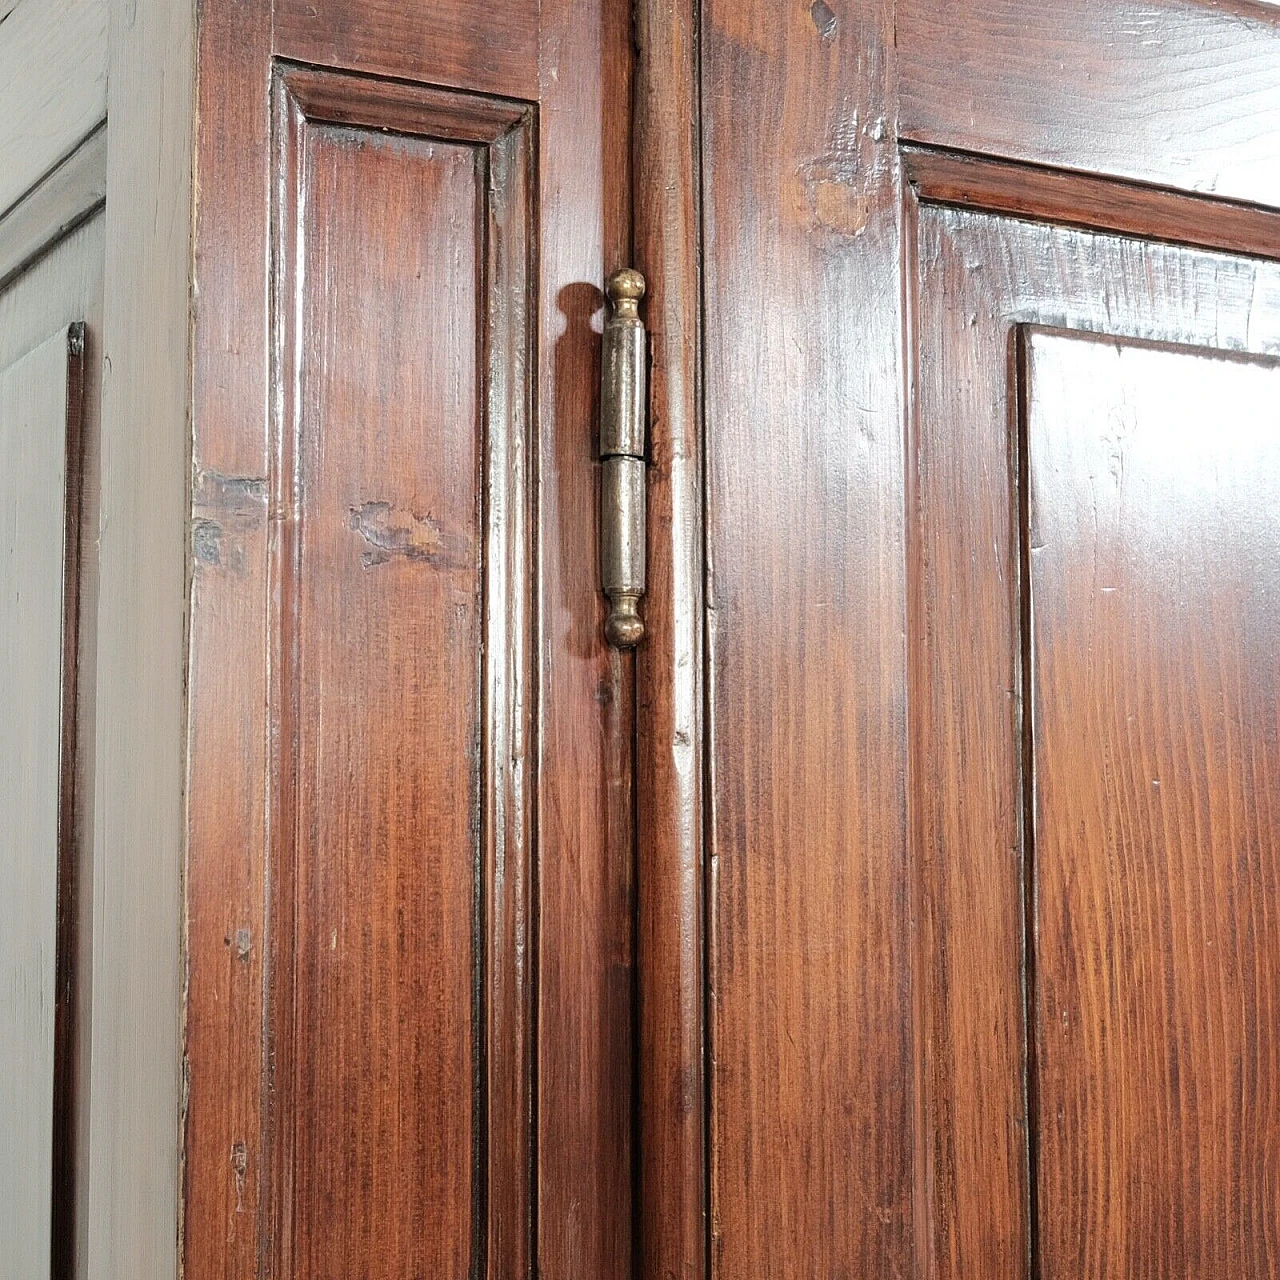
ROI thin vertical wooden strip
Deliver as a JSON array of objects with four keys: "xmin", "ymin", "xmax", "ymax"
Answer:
[
  {"xmin": 183, "ymin": 0, "xmax": 272, "ymax": 1271},
  {"xmin": 52, "ymin": 322, "xmax": 88, "ymax": 1280},
  {"xmin": 633, "ymin": 4, "xmax": 708, "ymax": 1279},
  {"xmin": 533, "ymin": 0, "xmax": 637, "ymax": 1276},
  {"xmin": 87, "ymin": 0, "xmax": 194, "ymax": 1272},
  {"xmin": 700, "ymin": 0, "xmax": 913, "ymax": 1275},
  {"xmin": 484, "ymin": 117, "xmax": 536, "ymax": 1280}
]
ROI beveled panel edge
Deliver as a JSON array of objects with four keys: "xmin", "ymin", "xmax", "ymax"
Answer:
[
  {"xmin": 277, "ymin": 61, "xmax": 532, "ymax": 147},
  {"xmin": 0, "ymin": 124, "xmax": 107, "ymax": 293},
  {"xmin": 903, "ymin": 144, "xmax": 1280, "ymax": 265},
  {"xmin": 266, "ymin": 62, "xmax": 538, "ymax": 1280}
]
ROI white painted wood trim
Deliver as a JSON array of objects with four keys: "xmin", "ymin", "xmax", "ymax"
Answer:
[
  {"xmin": 0, "ymin": 125, "xmax": 108, "ymax": 291},
  {"xmin": 85, "ymin": 0, "xmax": 195, "ymax": 1273},
  {"xmin": 0, "ymin": 0, "xmax": 109, "ymax": 219},
  {"xmin": 0, "ymin": 325, "xmax": 78, "ymax": 1280}
]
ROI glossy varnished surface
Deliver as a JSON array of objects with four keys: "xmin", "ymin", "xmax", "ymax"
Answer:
[
  {"xmin": 1025, "ymin": 331, "xmax": 1280, "ymax": 1277},
  {"xmin": 633, "ymin": 3, "xmax": 707, "ymax": 1278},
  {"xmin": 911, "ymin": 202, "xmax": 1280, "ymax": 1279},
  {"xmin": 273, "ymin": 0, "xmax": 538, "ymax": 99},
  {"xmin": 273, "ymin": 81, "xmax": 494, "ymax": 1275},
  {"xmin": 899, "ymin": 0, "xmax": 1280, "ymax": 209},
  {"xmin": 184, "ymin": 1, "xmax": 635, "ymax": 1276},
  {"xmin": 701, "ymin": 2, "xmax": 911, "ymax": 1277}
]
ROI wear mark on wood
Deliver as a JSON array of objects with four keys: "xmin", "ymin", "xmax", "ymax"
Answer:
[
  {"xmin": 192, "ymin": 471, "xmax": 269, "ymax": 574},
  {"xmin": 348, "ymin": 500, "xmax": 469, "ymax": 569},
  {"xmin": 810, "ymin": 0, "xmax": 837, "ymax": 39}
]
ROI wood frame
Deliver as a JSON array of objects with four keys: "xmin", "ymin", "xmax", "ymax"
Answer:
[
  {"xmin": 648, "ymin": 2, "xmax": 1280, "ymax": 1278},
  {"xmin": 633, "ymin": 3, "xmax": 708, "ymax": 1280},
  {"xmin": 184, "ymin": 0, "xmax": 639, "ymax": 1270}
]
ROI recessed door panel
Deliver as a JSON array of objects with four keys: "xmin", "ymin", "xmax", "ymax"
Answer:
[
  {"xmin": 912, "ymin": 203, "xmax": 1280, "ymax": 1280},
  {"xmin": 1024, "ymin": 330, "xmax": 1280, "ymax": 1277},
  {"xmin": 267, "ymin": 68, "xmax": 534, "ymax": 1278}
]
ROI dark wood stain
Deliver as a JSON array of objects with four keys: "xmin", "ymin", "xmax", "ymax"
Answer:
[
  {"xmin": 180, "ymin": 3, "xmax": 1280, "ymax": 1279},
  {"xmin": 634, "ymin": 3, "xmax": 708, "ymax": 1279},
  {"xmin": 910, "ymin": 199, "xmax": 1280, "ymax": 1279},
  {"xmin": 184, "ymin": 3, "xmax": 635, "ymax": 1278},
  {"xmin": 700, "ymin": 0, "xmax": 913, "ymax": 1276},
  {"xmin": 273, "ymin": 0, "xmax": 540, "ymax": 101},
  {"xmin": 1024, "ymin": 329, "xmax": 1280, "ymax": 1278},
  {"xmin": 899, "ymin": 0, "xmax": 1280, "ymax": 209}
]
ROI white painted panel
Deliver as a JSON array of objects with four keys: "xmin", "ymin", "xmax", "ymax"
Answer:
[
  {"xmin": 0, "ymin": 0, "xmax": 109, "ymax": 217},
  {"xmin": 0, "ymin": 325, "xmax": 75, "ymax": 1280}
]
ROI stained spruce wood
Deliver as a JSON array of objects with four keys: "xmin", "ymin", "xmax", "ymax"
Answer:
[
  {"xmin": 273, "ymin": 0, "xmax": 538, "ymax": 100},
  {"xmin": 1025, "ymin": 331, "xmax": 1280, "ymax": 1278},
  {"xmin": 633, "ymin": 4, "xmax": 708, "ymax": 1280},
  {"xmin": 911, "ymin": 201, "xmax": 1280, "ymax": 1280},
  {"xmin": 700, "ymin": 2, "xmax": 913, "ymax": 1277},
  {"xmin": 699, "ymin": 3, "xmax": 1280, "ymax": 1280},
  {"xmin": 899, "ymin": 0, "xmax": 1280, "ymax": 210},
  {"xmin": 266, "ymin": 69, "xmax": 532, "ymax": 1277},
  {"xmin": 903, "ymin": 146, "xmax": 1280, "ymax": 264},
  {"xmin": 531, "ymin": 4, "xmax": 638, "ymax": 1278},
  {"xmin": 184, "ymin": 2, "xmax": 635, "ymax": 1278}
]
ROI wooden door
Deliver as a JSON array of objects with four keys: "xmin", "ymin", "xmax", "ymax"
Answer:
[
  {"xmin": 183, "ymin": 3, "xmax": 634, "ymax": 1279},
  {"xmin": 632, "ymin": 3, "xmax": 1280, "ymax": 1279}
]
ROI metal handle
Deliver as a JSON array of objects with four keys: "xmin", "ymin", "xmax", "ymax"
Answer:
[{"xmin": 600, "ymin": 269, "xmax": 647, "ymax": 647}]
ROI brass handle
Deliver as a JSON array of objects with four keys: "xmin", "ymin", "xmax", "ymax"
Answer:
[{"xmin": 600, "ymin": 269, "xmax": 647, "ymax": 647}]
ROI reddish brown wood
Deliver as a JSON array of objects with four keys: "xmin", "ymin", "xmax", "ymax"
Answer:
[
  {"xmin": 1024, "ymin": 329, "xmax": 1280, "ymax": 1278},
  {"xmin": 273, "ymin": 0, "xmax": 539, "ymax": 100},
  {"xmin": 532, "ymin": 1, "xmax": 638, "ymax": 1278},
  {"xmin": 910, "ymin": 199, "xmax": 1280, "ymax": 1280},
  {"xmin": 700, "ymin": 1, "xmax": 913, "ymax": 1276},
  {"xmin": 899, "ymin": 0, "xmax": 1280, "ymax": 210},
  {"xmin": 633, "ymin": 4, "xmax": 707, "ymax": 1280},
  {"xmin": 185, "ymin": 3, "xmax": 635, "ymax": 1279},
  {"xmin": 184, "ymin": 1, "xmax": 272, "ymax": 1273},
  {"xmin": 265, "ymin": 67, "xmax": 535, "ymax": 1276},
  {"xmin": 904, "ymin": 145, "xmax": 1280, "ymax": 263},
  {"xmin": 698, "ymin": 3, "xmax": 1280, "ymax": 1280}
]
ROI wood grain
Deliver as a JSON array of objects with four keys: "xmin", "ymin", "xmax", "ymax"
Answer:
[
  {"xmin": 273, "ymin": 0, "xmax": 539, "ymax": 101},
  {"xmin": 700, "ymin": 2, "xmax": 912, "ymax": 1276},
  {"xmin": 909, "ymin": 199, "xmax": 1280, "ymax": 1280},
  {"xmin": 0, "ymin": 0, "xmax": 107, "ymax": 218},
  {"xmin": 1024, "ymin": 330, "xmax": 1280, "ymax": 1278},
  {"xmin": 899, "ymin": 0, "xmax": 1280, "ymax": 210},
  {"xmin": 266, "ymin": 67, "xmax": 534, "ymax": 1278},
  {"xmin": 186, "ymin": 4, "xmax": 637, "ymax": 1274},
  {"xmin": 633, "ymin": 3, "xmax": 707, "ymax": 1279},
  {"xmin": 903, "ymin": 144, "xmax": 1280, "ymax": 265},
  {"xmin": 533, "ymin": 0, "xmax": 638, "ymax": 1277},
  {"xmin": 183, "ymin": 0, "xmax": 272, "ymax": 1275}
]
